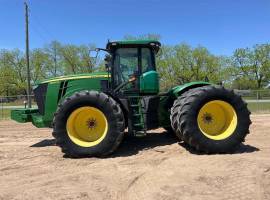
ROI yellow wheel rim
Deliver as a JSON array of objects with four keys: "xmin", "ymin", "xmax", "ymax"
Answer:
[
  {"xmin": 197, "ymin": 100, "xmax": 237, "ymax": 140},
  {"xmin": 66, "ymin": 106, "xmax": 108, "ymax": 147}
]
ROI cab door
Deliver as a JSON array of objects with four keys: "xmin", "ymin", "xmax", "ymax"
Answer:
[
  {"xmin": 112, "ymin": 47, "xmax": 159, "ymax": 94},
  {"xmin": 139, "ymin": 48, "xmax": 159, "ymax": 94},
  {"xmin": 113, "ymin": 48, "xmax": 139, "ymax": 91}
]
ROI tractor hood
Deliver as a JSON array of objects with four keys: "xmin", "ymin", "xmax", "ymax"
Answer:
[
  {"xmin": 25, "ymin": 71, "xmax": 111, "ymax": 128},
  {"xmin": 36, "ymin": 72, "xmax": 110, "ymax": 85}
]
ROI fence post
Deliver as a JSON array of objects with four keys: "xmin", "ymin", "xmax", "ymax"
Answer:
[{"xmin": 1, "ymin": 98, "xmax": 3, "ymax": 120}]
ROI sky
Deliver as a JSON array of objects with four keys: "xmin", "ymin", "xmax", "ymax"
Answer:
[{"xmin": 0, "ymin": 0, "xmax": 269, "ymax": 55}]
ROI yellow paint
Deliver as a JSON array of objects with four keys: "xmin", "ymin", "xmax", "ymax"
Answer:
[
  {"xmin": 43, "ymin": 75, "xmax": 110, "ymax": 83},
  {"xmin": 66, "ymin": 106, "xmax": 108, "ymax": 147},
  {"xmin": 197, "ymin": 100, "xmax": 237, "ymax": 140}
]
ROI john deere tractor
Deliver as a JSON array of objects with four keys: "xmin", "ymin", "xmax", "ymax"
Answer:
[{"xmin": 11, "ymin": 40, "xmax": 251, "ymax": 157}]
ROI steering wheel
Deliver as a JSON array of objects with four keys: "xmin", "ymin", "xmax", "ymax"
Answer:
[{"xmin": 119, "ymin": 64, "xmax": 128, "ymax": 82}]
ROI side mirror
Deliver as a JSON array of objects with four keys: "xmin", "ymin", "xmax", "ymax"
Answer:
[
  {"xmin": 89, "ymin": 49, "xmax": 99, "ymax": 68},
  {"xmin": 104, "ymin": 54, "xmax": 112, "ymax": 71},
  {"xmin": 105, "ymin": 63, "xmax": 111, "ymax": 70},
  {"xmin": 104, "ymin": 54, "xmax": 112, "ymax": 62}
]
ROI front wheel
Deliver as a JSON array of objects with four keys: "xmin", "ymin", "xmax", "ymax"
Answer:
[
  {"xmin": 173, "ymin": 86, "xmax": 251, "ymax": 153},
  {"xmin": 52, "ymin": 91, "xmax": 125, "ymax": 157}
]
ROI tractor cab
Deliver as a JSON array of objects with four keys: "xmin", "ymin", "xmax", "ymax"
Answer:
[{"xmin": 105, "ymin": 40, "xmax": 160, "ymax": 95}]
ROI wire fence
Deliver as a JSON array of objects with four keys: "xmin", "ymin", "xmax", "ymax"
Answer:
[
  {"xmin": 0, "ymin": 90, "xmax": 270, "ymax": 120},
  {"xmin": 0, "ymin": 95, "xmax": 36, "ymax": 120},
  {"xmin": 235, "ymin": 90, "xmax": 270, "ymax": 114}
]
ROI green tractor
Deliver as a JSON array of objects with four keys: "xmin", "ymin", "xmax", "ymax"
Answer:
[{"xmin": 11, "ymin": 40, "xmax": 251, "ymax": 157}]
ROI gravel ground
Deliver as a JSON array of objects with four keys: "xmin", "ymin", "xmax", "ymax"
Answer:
[{"xmin": 0, "ymin": 114, "xmax": 269, "ymax": 200}]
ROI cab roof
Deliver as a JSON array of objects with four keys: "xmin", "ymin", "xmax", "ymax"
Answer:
[{"xmin": 106, "ymin": 40, "xmax": 161, "ymax": 53}]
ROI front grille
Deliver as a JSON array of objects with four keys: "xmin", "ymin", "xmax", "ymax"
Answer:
[
  {"xmin": 57, "ymin": 81, "xmax": 69, "ymax": 102},
  {"xmin": 33, "ymin": 83, "xmax": 48, "ymax": 115}
]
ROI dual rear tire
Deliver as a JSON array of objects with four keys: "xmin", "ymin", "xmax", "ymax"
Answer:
[{"xmin": 170, "ymin": 85, "xmax": 251, "ymax": 153}]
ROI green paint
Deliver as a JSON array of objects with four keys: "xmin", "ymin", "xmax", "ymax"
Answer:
[
  {"xmin": 11, "ymin": 108, "xmax": 38, "ymax": 123},
  {"xmin": 170, "ymin": 81, "xmax": 210, "ymax": 97},
  {"xmin": 157, "ymin": 95, "xmax": 171, "ymax": 128},
  {"xmin": 11, "ymin": 71, "xmax": 110, "ymax": 128},
  {"xmin": 11, "ymin": 77, "xmax": 211, "ymax": 129},
  {"xmin": 37, "ymin": 72, "xmax": 109, "ymax": 84},
  {"xmin": 140, "ymin": 71, "xmax": 159, "ymax": 94}
]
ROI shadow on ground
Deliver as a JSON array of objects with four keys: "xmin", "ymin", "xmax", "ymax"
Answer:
[
  {"xmin": 29, "ymin": 131, "xmax": 259, "ymax": 157},
  {"xmin": 179, "ymin": 142, "xmax": 259, "ymax": 155},
  {"xmin": 30, "ymin": 139, "xmax": 56, "ymax": 147},
  {"xmin": 112, "ymin": 131, "xmax": 177, "ymax": 157}
]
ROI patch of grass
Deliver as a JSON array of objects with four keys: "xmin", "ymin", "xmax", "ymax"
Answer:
[
  {"xmin": 247, "ymin": 102, "xmax": 270, "ymax": 113},
  {"xmin": 3, "ymin": 101, "xmax": 37, "ymax": 106},
  {"xmin": 3, "ymin": 101, "xmax": 24, "ymax": 106},
  {"xmin": 0, "ymin": 109, "xmax": 11, "ymax": 120},
  {"xmin": 243, "ymin": 97, "xmax": 270, "ymax": 100}
]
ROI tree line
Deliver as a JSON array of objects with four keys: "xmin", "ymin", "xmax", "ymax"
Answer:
[
  {"xmin": 157, "ymin": 43, "xmax": 270, "ymax": 91},
  {"xmin": 0, "ymin": 41, "xmax": 100, "ymax": 96},
  {"xmin": 0, "ymin": 36, "xmax": 269, "ymax": 96}
]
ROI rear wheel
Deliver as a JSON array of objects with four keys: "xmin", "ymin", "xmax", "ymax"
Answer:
[
  {"xmin": 197, "ymin": 100, "xmax": 237, "ymax": 140},
  {"xmin": 170, "ymin": 91, "xmax": 189, "ymax": 140},
  {"xmin": 172, "ymin": 86, "xmax": 251, "ymax": 153},
  {"xmin": 53, "ymin": 91, "xmax": 125, "ymax": 157}
]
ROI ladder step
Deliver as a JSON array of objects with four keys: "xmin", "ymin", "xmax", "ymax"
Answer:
[
  {"xmin": 135, "ymin": 130, "xmax": 147, "ymax": 137},
  {"xmin": 134, "ymin": 123, "xmax": 143, "ymax": 126},
  {"xmin": 130, "ymin": 105, "xmax": 139, "ymax": 107},
  {"xmin": 129, "ymin": 97, "xmax": 145, "ymax": 132}
]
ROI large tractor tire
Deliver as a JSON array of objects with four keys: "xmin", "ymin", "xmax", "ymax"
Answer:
[
  {"xmin": 170, "ymin": 85, "xmax": 251, "ymax": 153},
  {"xmin": 170, "ymin": 92, "xmax": 189, "ymax": 140},
  {"xmin": 52, "ymin": 91, "xmax": 125, "ymax": 157}
]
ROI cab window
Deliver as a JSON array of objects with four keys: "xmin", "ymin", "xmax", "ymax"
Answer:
[
  {"xmin": 113, "ymin": 48, "xmax": 138, "ymax": 85},
  {"xmin": 141, "ymin": 48, "xmax": 155, "ymax": 73}
]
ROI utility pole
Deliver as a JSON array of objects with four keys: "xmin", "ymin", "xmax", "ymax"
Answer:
[
  {"xmin": 24, "ymin": 2, "xmax": 31, "ymax": 108},
  {"xmin": 54, "ymin": 42, "xmax": 57, "ymax": 76}
]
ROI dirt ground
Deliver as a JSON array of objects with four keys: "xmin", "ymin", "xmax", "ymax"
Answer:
[{"xmin": 0, "ymin": 115, "xmax": 270, "ymax": 200}]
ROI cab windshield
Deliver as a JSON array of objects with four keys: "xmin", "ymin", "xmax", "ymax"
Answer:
[{"xmin": 113, "ymin": 47, "xmax": 155, "ymax": 86}]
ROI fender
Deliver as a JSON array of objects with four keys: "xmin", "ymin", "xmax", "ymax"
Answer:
[
  {"xmin": 158, "ymin": 81, "xmax": 210, "ymax": 128},
  {"xmin": 170, "ymin": 81, "xmax": 211, "ymax": 97}
]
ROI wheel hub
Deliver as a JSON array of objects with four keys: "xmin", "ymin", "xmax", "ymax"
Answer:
[
  {"xmin": 197, "ymin": 100, "xmax": 237, "ymax": 140},
  {"xmin": 86, "ymin": 118, "xmax": 97, "ymax": 129},
  {"xmin": 66, "ymin": 106, "xmax": 108, "ymax": 147},
  {"xmin": 202, "ymin": 113, "xmax": 213, "ymax": 124}
]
